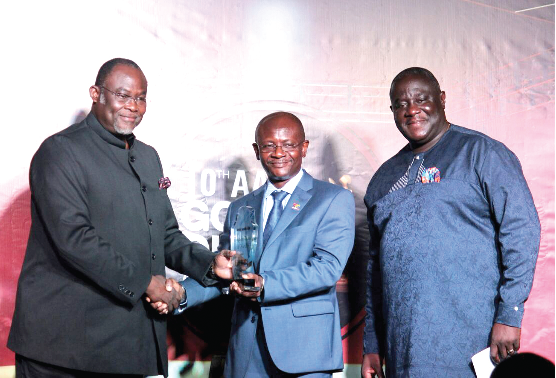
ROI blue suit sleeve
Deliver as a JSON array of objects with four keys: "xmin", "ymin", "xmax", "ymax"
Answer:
[{"xmin": 174, "ymin": 278, "xmax": 222, "ymax": 314}]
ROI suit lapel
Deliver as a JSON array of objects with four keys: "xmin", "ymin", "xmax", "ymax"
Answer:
[{"xmin": 262, "ymin": 171, "xmax": 314, "ymax": 252}]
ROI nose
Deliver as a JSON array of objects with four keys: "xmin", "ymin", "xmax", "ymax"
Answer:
[
  {"xmin": 124, "ymin": 98, "xmax": 139, "ymax": 111},
  {"xmin": 271, "ymin": 145, "xmax": 286, "ymax": 157},
  {"xmin": 406, "ymin": 102, "xmax": 420, "ymax": 116}
]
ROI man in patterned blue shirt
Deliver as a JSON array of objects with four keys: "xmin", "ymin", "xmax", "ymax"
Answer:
[{"xmin": 361, "ymin": 67, "xmax": 540, "ymax": 377}]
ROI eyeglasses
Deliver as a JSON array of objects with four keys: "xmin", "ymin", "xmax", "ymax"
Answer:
[
  {"xmin": 258, "ymin": 141, "xmax": 305, "ymax": 153},
  {"xmin": 100, "ymin": 86, "xmax": 147, "ymax": 106}
]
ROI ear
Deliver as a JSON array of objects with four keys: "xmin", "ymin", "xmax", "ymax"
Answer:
[
  {"xmin": 301, "ymin": 140, "xmax": 309, "ymax": 158},
  {"xmin": 90, "ymin": 85, "xmax": 101, "ymax": 103},
  {"xmin": 252, "ymin": 143, "xmax": 260, "ymax": 160},
  {"xmin": 440, "ymin": 91, "xmax": 446, "ymax": 109}
]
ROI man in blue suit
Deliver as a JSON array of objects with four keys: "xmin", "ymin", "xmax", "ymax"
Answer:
[{"xmin": 179, "ymin": 112, "xmax": 355, "ymax": 377}]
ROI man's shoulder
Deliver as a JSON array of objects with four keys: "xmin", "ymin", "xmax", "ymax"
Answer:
[
  {"xmin": 53, "ymin": 116, "xmax": 90, "ymax": 138},
  {"xmin": 448, "ymin": 124, "xmax": 519, "ymax": 166},
  {"xmin": 310, "ymin": 176, "xmax": 348, "ymax": 196},
  {"xmin": 304, "ymin": 175, "xmax": 354, "ymax": 210},
  {"xmin": 450, "ymin": 124, "xmax": 508, "ymax": 150},
  {"xmin": 453, "ymin": 127, "xmax": 525, "ymax": 177},
  {"xmin": 37, "ymin": 119, "xmax": 91, "ymax": 154}
]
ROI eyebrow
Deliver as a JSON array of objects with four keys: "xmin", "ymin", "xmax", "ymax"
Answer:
[{"xmin": 112, "ymin": 86, "xmax": 147, "ymax": 93}]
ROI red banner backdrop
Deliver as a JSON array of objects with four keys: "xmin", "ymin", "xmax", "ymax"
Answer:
[{"xmin": 0, "ymin": 0, "xmax": 553, "ymax": 373}]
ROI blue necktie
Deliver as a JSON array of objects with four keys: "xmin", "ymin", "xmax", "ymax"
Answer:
[{"xmin": 262, "ymin": 190, "xmax": 288, "ymax": 248}]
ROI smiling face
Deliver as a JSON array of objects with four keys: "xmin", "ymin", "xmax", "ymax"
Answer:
[
  {"xmin": 89, "ymin": 64, "xmax": 147, "ymax": 136},
  {"xmin": 252, "ymin": 113, "xmax": 309, "ymax": 189},
  {"xmin": 390, "ymin": 74, "xmax": 449, "ymax": 153}
]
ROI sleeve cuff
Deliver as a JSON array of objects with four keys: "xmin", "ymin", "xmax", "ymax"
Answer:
[
  {"xmin": 363, "ymin": 338, "xmax": 381, "ymax": 355},
  {"xmin": 257, "ymin": 273, "xmax": 267, "ymax": 303},
  {"xmin": 174, "ymin": 284, "xmax": 188, "ymax": 315},
  {"xmin": 495, "ymin": 302, "xmax": 525, "ymax": 328},
  {"xmin": 363, "ymin": 325, "xmax": 381, "ymax": 355},
  {"xmin": 201, "ymin": 257, "xmax": 219, "ymax": 286}
]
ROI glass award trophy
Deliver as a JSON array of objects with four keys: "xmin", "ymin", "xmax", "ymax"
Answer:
[{"xmin": 230, "ymin": 206, "xmax": 260, "ymax": 292}]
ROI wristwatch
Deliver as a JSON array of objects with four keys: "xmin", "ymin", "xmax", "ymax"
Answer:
[{"xmin": 176, "ymin": 286, "xmax": 188, "ymax": 312}]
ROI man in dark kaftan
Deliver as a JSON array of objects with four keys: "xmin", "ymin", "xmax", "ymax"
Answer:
[{"xmin": 361, "ymin": 67, "xmax": 541, "ymax": 378}]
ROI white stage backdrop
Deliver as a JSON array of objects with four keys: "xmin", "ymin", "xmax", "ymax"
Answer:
[{"xmin": 0, "ymin": 0, "xmax": 553, "ymax": 373}]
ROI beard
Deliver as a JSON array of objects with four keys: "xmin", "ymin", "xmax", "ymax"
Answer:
[
  {"xmin": 113, "ymin": 122, "xmax": 136, "ymax": 135},
  {"xmin": 113, "ymin": 114, "xmax": 142, "ymax": 135}
]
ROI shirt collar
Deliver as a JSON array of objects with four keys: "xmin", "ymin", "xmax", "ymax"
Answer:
[{"xmin": 264, "ymin": 169, "xmax": 304, "ymax": 198}]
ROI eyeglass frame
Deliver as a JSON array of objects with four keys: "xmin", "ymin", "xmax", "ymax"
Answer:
[
  {"xmin": 99, "ymin": 86, "xmax": 148, "ymax": 106},
  {"xmin": 256, "ymin": 141, "xmax": 307, "ymax": 153}
]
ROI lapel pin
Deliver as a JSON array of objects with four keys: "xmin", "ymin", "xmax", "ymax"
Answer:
[{"xmin": 292, "ymin": 203, "xmax": 301, "ymax": 211}]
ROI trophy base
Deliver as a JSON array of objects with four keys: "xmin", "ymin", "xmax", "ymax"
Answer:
[{"xmin": 238, "ymin": 278, "xmax": 260, "ymax": 292}]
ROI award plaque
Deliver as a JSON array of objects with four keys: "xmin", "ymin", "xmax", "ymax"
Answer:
[{"xmin": 230, "ymin": 206, "xmax": 260, "ymax": 291}]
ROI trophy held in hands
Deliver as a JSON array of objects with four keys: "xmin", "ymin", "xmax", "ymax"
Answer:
[{"xmin": 231, "ymin": 206, "xmax": 260, "ymax": 292}]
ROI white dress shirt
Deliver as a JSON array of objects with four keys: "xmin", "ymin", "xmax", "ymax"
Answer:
[{"xmin": 262, "ymin": 169, "xmax": 304, "ymax": 231}]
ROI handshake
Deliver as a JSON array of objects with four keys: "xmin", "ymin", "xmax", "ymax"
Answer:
[
  {"xmin": 144, "ymin": 249, "xmax": 265, "ymax": 315},
  {"xmin": 144, "ymin": 275, "xmax": 186, "ymax": 315}
]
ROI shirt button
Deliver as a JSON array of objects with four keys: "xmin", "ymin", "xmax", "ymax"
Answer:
[
  {"xmin": 514, "ymin": 306, "xmax": 519, "ymax": 311},
  {"xmin": 142, "ymin": 185, "xmax": 147, "ymax": 192},
  {"xmin": 148, "ymin": 219, "xmax": 153, "ymax": 225},
  {"xmin": 251, "ymin": 316, "xmax": 257, "ymax": 323},
  {"xmin": 151, "ymin": 254, "xmax": 156, "ymax": 260}
]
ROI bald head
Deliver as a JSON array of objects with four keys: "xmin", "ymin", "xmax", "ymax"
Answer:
[
  {"xmin": 390, "ymin": 67, "xmax": 441, "ymax": 101},
  {"xmin": 255, "ymin": 112, "xmax": 305, "ymax": 144},
  {"xmin": 252, "ymin": 112, "xmax": 308, "ymax": 189},
  {"xmin": 95, "ymin": 58, "xmax": 144, "ymax": 87}
]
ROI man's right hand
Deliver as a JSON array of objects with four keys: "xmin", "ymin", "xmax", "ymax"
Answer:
[
  {"xmin": 212, "ymin": 249, "xmax": 236, "ymax": 280},
  {"xmin": 146, "ymin": 278, "xmax": 185, "ymax": 315},
  {"xmin": 144, "ymin": 275, "xmax": 181, "ymax": 312},
  {"xmin": 362, "ymin": 353, "xmax": 385, "ymax": 378}
]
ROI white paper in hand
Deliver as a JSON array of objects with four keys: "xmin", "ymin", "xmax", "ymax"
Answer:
[{"xmin": 471, "ymin": 347, "xmax": 496, "ymax": 378}]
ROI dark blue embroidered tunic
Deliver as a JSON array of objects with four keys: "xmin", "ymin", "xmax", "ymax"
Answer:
[{"xmin": 363, "ymin": 125, "xmax": 540, "ymax": 377}]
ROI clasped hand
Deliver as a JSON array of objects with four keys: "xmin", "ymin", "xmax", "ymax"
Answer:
[
  {"xmin": 145, "ymin": 249, "xmax": 237, "ymax": 314},
  {"xmin": 144, "ymin": 275, "xmax": 183, "ymax": 315}
]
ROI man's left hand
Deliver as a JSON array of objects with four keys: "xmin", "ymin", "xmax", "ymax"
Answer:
[
  {"xmin": 490, "ymin": 323, "xmax": 521, "ymax": 364},
  {"xmin": 230, "ymin": 273, "xmax": 264, "ymax": 299}
]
